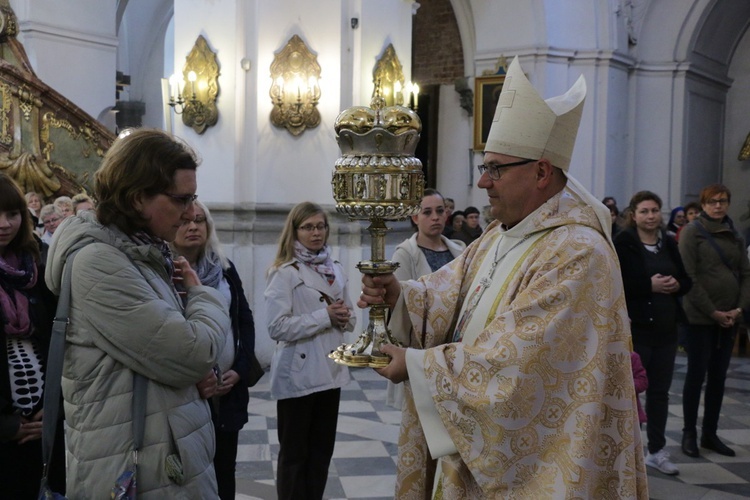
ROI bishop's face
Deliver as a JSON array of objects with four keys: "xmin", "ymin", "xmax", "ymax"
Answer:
[{"xmin": 478, "ymin": 152, "xmax": 539, "ymax": 228}]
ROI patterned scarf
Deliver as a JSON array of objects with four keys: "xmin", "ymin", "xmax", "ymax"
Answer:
[
  {"xmin": 194, "ymin": 251, "xmax": 223, "ymax": 289},
  {"xmin": 0, "ymin": 251, "xmax": 37, "ymax": 338},
  {"xmin": 294, "ymin": 241, "xmax": 336, "ymax": 284},
  {"xmin": 130, "ymin": 231, "xmax": 174, "ymax": 276}
]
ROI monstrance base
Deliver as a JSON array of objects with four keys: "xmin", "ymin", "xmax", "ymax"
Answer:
[{"xmin": 328, "ymin": 345, "xmax": 391, "ymax": 368}]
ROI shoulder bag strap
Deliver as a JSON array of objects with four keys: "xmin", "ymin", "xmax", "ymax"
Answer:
[
  {"xmin": 694, "ymin": 220, "xmax": 740, "ymax": 282},
  {"xmin": 132, "ymin": 373, "xmax": 147, "ymax": 463},
  {"xmin": 42, "ymin": 248, "xmax": 149, "ymax": 476},
  {"xmin": 41, "ymin": 247, "xmax": 82, "ymax": 478}
]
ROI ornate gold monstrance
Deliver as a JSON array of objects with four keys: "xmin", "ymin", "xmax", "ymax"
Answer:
[{"xmin": 329, "ymin": 89, "xmax": 424, "ymax": 368}]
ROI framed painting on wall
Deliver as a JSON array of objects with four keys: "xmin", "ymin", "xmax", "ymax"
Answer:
[{"xmin": 473, "ymin": 75, "xmax": 505, "ymax": 151}]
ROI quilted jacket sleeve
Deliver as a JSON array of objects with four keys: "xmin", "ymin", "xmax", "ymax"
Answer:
[{"xmin": 71, "ymin": 243, "xmax": 229, "ymax": 388}]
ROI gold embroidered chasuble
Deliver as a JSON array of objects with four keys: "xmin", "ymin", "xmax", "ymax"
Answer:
[{"xmin": 390, "ymin": 186, "xmax": 649, "ymax": 499}]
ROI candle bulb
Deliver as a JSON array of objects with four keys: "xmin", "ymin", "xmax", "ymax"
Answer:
[
  {"xmin": 294, "ymin": 76, "xmax": 302, "ymax": 102},
  {"xmin": 308, "ymin": 76, "xmax": 317, "ymax": 99},
  {"xmin": 188, "ymin": 71, "xmax": 197, "ymax": 99},
  {"xmin": 169, "ymin": 74, "xmax": 179, "ymax": 102},
  {"xmin": 275, "ymin": 76, "xmax": 285, "ymax": 103},
  {"xmin": 394, "ymin": 81, "xmax": 402, "ymax": 105}
]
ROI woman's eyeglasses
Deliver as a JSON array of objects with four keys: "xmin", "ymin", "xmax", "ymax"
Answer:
[
  {"xmin": 180, "ymin": 216, "xmax": 207, "ymax": 227},
  {"xmin": 298, "ymin": 223, "xmax": 328, "ymax": 232},
  {"xmin": 163, "ymin": 192, "xmax": 198, "ymax": 209}
]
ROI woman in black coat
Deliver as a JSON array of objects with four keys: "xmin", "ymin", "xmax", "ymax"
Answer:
[
  {"xmin": 614, "ymin": 191, "xmax": 691, "ymax": 476},
  {"xmin": 171, "ymin": 200, "xmax": 258, "ymax": 500}
]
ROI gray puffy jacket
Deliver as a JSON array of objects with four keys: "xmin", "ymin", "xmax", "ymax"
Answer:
[{"xmin": 45, "ymin": 212, "xmax": 229, "ymax": 499}]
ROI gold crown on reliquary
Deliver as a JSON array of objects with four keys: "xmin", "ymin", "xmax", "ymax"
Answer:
[{"xmin": 331, "ymin": 84, "xmax": 424, "ymax": 220}]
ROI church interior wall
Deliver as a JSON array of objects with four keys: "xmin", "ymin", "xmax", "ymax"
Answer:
[
  {"xmin": 12, "ymin": 0, "xmax": 117, "ymax": 121},
  {"xmin": 117, "ymin": 0, "xmax": 173, "ymax": 130},
  {"xmin": 6, "ymin": 0, "xmax": 750, "ymax": 362},
  {"xmin": 725, "ymin": 30, "xmax": 750, "ymax": 225},
  {"xmin": 683, "ymin": 76, "xmax": 727, "ymax": 201}
]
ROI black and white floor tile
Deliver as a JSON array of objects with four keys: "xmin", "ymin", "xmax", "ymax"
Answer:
[{"xmin": 235, "ymin": 351, "xmax": 750, "ymax": 499}]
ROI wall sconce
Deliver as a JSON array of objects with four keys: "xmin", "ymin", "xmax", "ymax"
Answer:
[
  {"xmin": 373, "ymin": 43, "xmax": 418, "ymax": 110},
  {"xmin": 269, "ymin": 35, "xmax": 321, "ymax": 136},
  {"xmin": 165, "ymin": 35, "xmax": 220, "ymax": 134}
]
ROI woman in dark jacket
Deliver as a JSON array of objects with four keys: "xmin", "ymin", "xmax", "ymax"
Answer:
[
  {"xmin": 0, "ymin": 173, "xmax": 65, "ymax": 498},
  {"xmin": 614, "ymin": 190, "xmax": 691, "ymax": 476},
  {"xmin": 172, "ymin": 200, "xmax": 257, "ymax": 500},
  {"xmin": 678, "ymin": 184, "xmax": 750, "ymax": 459}
]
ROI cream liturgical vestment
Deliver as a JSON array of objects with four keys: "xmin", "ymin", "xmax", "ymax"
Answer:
[{"xmin": 389, "ymin": 184, "xmax": 648, "ymax": 499}]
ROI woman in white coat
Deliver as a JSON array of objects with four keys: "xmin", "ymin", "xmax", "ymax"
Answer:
[
  {"xmin": 265, "ymin": 201, "xmax": 355, "ymax": 500},
  {"xmin": 387, "ymin": 189, "xmax": 465, "ymax": 408}
]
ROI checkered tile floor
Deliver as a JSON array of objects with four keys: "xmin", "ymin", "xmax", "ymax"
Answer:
[{"xmin": 234, "ymin": 351, "xmax": 750, "ymax": 499}]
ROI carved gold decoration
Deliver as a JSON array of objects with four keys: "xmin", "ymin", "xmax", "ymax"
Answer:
[
  {"xmin": 373, "ymin": 44, "xmax": 407, "ymax": 107},
  {"xmin": 0, "ymin": 2, "xmax": 18, "ymax": 40},
  {"xmin": 0, "ymin": 83, "xmax": 11, "ymax": 146},
  {"xmin": 167, "ymin": 35, "xmax": 220, "ymax": 134},
  {"xmin": 0, "ymin": 1, "xmax": 114, "ymax": 198},
  {"xmin": 13, "ymin": 83, "xmax": 40, "ymax": 121},
  {"xmin": 38, "ymin": 112, "xmax": 108, "ymax": 195},
  {"xmin": 481, "ymin": 55, "xmax": 509, "ymax": 76},
  {"xmin": 739, "ymin": 131, "xmax": 750, "ymax": 161},
  {"xmin": 329, "ymin": 85, "xmax": 424, "ymax": 368},
  {"xmin": 269, "ymin": 35, "xmax": 321, "ymax": 136},
  {"xmin": 0, "ymin": 151, "xmax": 60, "ymax": 196}
]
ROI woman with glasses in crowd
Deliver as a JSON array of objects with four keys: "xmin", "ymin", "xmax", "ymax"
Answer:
[
  {"xmin": 0, "ymin": 173, "xmax": 65, "ymax": 498},
  {"xmin": 614, "ymin": 190, "xmax": 691, "ymax": 476},
  {"xmin": 44, "ymin": 128, "xmax": 229, "ymax": 497},
  {"xmin": 679, "ymin": 184, "xmax": 750, "ymax": 459},
  {"xmin": 38, "ymin": 205, "xmax": 63, "ymax": 245},
  {"xmin": 171, "ymin": 200, "xmax": 256, "ymax": 500},
  {"xmin": 265, "ymin": 201, "xmax": 355, "ymax": 500}
]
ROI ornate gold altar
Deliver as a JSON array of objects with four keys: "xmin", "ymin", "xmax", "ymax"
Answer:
[
  {"xmin": 329, "ymin": 89, "xmax": 424, "ymax": 368},
  {"xmin": 0, "ymin": 2, "xmax": 114, "ymax": 199}
]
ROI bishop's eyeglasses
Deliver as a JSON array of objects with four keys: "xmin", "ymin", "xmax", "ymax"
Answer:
[{"xmin": 477, "ymin": 159, "xmax": 535, "ymax": 180}]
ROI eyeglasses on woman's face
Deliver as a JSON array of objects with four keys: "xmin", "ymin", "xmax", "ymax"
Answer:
[
  {"xmin": 180, "ymin": 216, "xmax": 207, "ymax": 227},
  {"xmin": 705, "ymin": 197, "xmax": 729, "ymax": 206},
  {"xmin": 297, "ymin": 223, "xmax": 328, "ymax": 232},
  {"xmin": 163, "ymin": 192, "xmax": 198, "ymax": 210}
]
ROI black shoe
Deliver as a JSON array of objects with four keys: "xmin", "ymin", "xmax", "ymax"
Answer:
[
  {"xmin": 682, "ymin": 430, "xmax": 700, "ymax": 458},
  {"xmin": 701, "ymin": 434, "xmax": 736, "ymax": 457}
]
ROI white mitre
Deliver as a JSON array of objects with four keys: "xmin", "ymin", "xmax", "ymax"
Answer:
[
  {"xmin": 485, "ymin": 57, "xmax": 615, "ymax": 246},
  {"xmin": 485, "ymin": 56, "xmax": 586, "ymax": 172}
]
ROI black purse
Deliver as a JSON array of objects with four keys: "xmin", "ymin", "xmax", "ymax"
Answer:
[{"xmin": 247, "ymin": 353, "xmax": 265, "ymax": 387}]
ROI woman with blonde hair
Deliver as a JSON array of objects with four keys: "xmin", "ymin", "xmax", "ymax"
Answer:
[
  {"xmin": 171, "ymin": 200, "xmax": 256, "ymax": 500},
  {"xmin": 71, "ymin": 193, "xmax": 95, "ymax": 214},
  {"xmin": 265, "ymin": 201, "xmax": 355, "ymax": 500}
]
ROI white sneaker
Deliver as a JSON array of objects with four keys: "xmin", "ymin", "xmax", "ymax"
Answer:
[{"xmin": 645, "ymin": 449, "xmax": 679, "ymax": 475}]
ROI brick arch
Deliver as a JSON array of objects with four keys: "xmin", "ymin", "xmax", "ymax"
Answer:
[{"xmin": 413, "ymin": 0, "xmax": 465, "ymax": 85}]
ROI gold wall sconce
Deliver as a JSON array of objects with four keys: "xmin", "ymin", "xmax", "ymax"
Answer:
[
  {"xmin": 165, "ymin": 35, "xmax": 220, "ymax": 134},
  {"xmin": 269, "ymin": 35, "xmax": 321, "ymax": 136},
  {"xmin": 373, "ymin": 43, "xmax": 419, "ymax": 110}
]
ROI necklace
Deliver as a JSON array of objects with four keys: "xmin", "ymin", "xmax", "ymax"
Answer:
[{"xmin": 452, "ymin": 233, "xmax": 531, "ymax": 342}]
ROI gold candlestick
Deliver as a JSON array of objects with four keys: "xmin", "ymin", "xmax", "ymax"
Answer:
[{"xmin": 329, "ymin": 86, "xmax": 424, "ymax": 368}]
